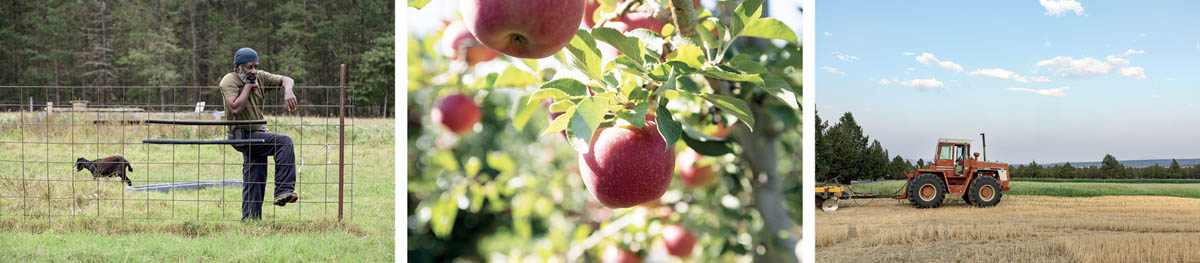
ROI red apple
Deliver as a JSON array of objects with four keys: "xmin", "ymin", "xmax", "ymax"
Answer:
[
  {"xmin": 583, "ymin": 0, "xmax": 602, "ymax": 27},
  {"xmin": 602, "ymin": 246, "xmax": 642, "ymax": 263},
  {"xmin": 431, "ymin": 94, "xmax": 481, "ymax": 135},
  {"xmin": 460, "ymin": 0, "xmax": 585, "ymax": 59},
  {"xmin": 579, "ymin": 116, "xmax": 675, "ymax": 208},
  {"xmin": 661, "ymin": 224, "xmax": 696, "ymax": 258},
  {"xmin": 676, "ymin": 148, "xmax": 718, "ymax": 188},
  {"xmin": 440, "ymin": 20, "xmax": 499, "ymax": 66}
]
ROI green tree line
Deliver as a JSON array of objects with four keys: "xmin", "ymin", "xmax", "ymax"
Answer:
[
  {"xmin": 1010, "ymin": 154, "xmax": 1200, "ymax": 179},
  {"xmin": 816, "ymin": 110, "xmax": 915, "ymax": 182},
  {"xmin": 0, "ymin": 0, "xmax": 393, "ymax": 116}
]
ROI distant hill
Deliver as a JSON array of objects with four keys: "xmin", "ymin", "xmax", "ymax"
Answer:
[{"xmin": 1041, "ymin": 159, "xmax": 1200, "ymax": 168}]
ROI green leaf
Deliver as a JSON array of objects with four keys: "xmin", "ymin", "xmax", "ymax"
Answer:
[
  {"xmin": 408, "ymin": 0, "xmax": 432, "ymax": 9},
  {"xmin": 655, "ymin": 100, "xmax": 682, "ymax": 152},
  {"xmin": 736, "ymin": 0, "xmax": 765, "ymax": 21},
  {"xmin": 541, "ymin": 78, "xmax": 589, "ymax": 96},
  {"xmin": 727, "ymin": 54, "xmax": 768, "ymax": 74},
  {"xmin": 626, "ymin": 29, "xmax": 666, "ymax": 58},
  {"xmin": 729, "ymin": 10, "xmax": 745, "ymax": 38},
  {"xmin": 549, "ymin": 100, "xmax": 574, "ymax": 112},
  {"xmin": 681, "ymin": 128, "xmax": 733, "ymax": 156},
  {"xmin": 564, "ymin": 30, "xmax": 604, "ymax": 81},
  {"xmin": 676, "ymin": 75, "xmax": 701, "ymax": 94},
  {"xmin": 702, "ymin": 68, "xmax": 764, "ymax": 85},
  {"xmin": 470, "ymin": 73, "xmax": 499, "ymax": 90},
  {"xmin": 567, "ymin": 97, "xmax": 608, "ymax": 153},
  {"xmin": 613, "ymin": 55, "xmax": 647, "ymax": 74},
  {"xmin": 543, "ymin": 106, "xmax": 574, "ymax": 136},
  {"xmin": 701, "ymin": 94, "xmax": 755, "ymax": 130},
  {"xmin": 601, "ymin": 71, "xmax": 620, "ymax": 91},
  {"xmin": 527, "ymin": 89, "xmax": 570, "ymax": 104},
  {"xmin": 521, "ymin": 58, "xmax": 539, "ymax": 71},
  {"xmin": 616, "ymin": 102, "xmax": 652, "ymax": 129},
  {"xmin": 431, "ymin": 192, "xmax": 459, "ymax": 238},
  {"xmin": 741, "ymin": 18, "xmax": 798, "ymax": 44},
  {"xmin": 592, "ymin": 27, "xmax": 643, "ymax": 64},
  {"xmin": 512, "ymin": 95, "xmax": 541, "ymax": 131},
  {"xmin": 758, "ymin": 73, "xmax": 800, "ymax": 109},
  {"xmin": 668, "ymin": 45, "xmax": 706, "ymax": 70},
  {"xmin": 493, "ymin": 66, "xmax": 541, "ymax": 88}
]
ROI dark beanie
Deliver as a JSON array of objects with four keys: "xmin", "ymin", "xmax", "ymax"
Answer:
[{"xmin": 234, "ymin": 48, "xmax": 259, "ymax": 66}]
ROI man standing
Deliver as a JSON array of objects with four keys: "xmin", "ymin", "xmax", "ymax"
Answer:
[{"xmin": 220, "ymin": 47, "xmax": 301, "ymax": 220}]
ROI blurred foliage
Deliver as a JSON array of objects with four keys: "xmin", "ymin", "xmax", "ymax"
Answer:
[
  {"xmin": 0, "ymin": 0, "xmax": 394, "ymax": 116},
  {"xmin": 408, "ymin": 0, "xmax": 801, "ymax": 262}
]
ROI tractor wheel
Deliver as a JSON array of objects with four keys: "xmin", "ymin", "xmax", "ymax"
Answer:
[
  {"xmin": 961, "ymin": 194, "xmax": 973, "ymax": 206},
  {"xmin": 907, "ymin": 174, "xmax": 946, "ymax": 208},
  {"xmin": 820, "ymin": 196, "xmax": 839, "ymax": 212},
  {"xmin": 967, "ymin": 175, "xmax": 1003, "ymax": 207},
  {"xmin": 815, "ymin": 196, "xmax": 826, "ymax": 211}
]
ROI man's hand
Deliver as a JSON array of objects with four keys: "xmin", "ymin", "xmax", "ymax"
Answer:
[
  {"xmin": 282, "ymin": 76, "xmax": 298, "ymax": 111},
  {"xmin": 284, "ymin": 91, "xmax": 298, "ymax": 111}
]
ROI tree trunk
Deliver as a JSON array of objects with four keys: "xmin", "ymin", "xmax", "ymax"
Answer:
[{"xmin": 737, "ymin": 99, "xmax": 798, "ymax": 263}]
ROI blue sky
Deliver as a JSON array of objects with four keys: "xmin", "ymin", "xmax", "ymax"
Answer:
[{"xmin": 817, "ymin": 1, "xmax": 1200, "ymax": 164}]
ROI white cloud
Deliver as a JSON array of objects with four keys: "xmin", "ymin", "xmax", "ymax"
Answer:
[
  {"xmin": 820, "ymin": 66, "xmax": 845, "ymax": 76},
  {"xmin": 914, "ymin": 52, "xmax": 963, "ymax": 73},
  {"xmin": 878, "ymin": 79, "xmax": 891, "ymax": 85},
  {"xmin": 1119, "ymin": 66, "xmax": 1146, "ymax": 80},
  {"xmin": 1030, "ymin": 76, "xmax": 1052, "ymax": 83},
  {"xmin": 1034, "ymin": 55, "xmax": 1146, "ymax": 79},
  {"xmin": 899, "ymin": 78, "xmax": 944, "ymax": 90},
  {"xmin": 1040, "ymin": 0, "xmax": 1084, "ymax": 16},
  {"xmin": 1121, "ymin": 49, "xmax": 1145, "ymax": 56},
  {"xmin": 1196, "ymin": 44, "xmax": 1199, "ymax": 49},
  {"xmin": 902, "ymin": 51, "xmax": 914, "ymax": 56},
  {"xmin": 1007, "ymin": 86, "xmax": 1070, "ymax": 97},
  {"xmin": 970, "ymin": 68, "xmax": 1029, "ymax": 83},
  {"xmin": 906, "ymin": 67, "xmax": 915, "ymax": 71},
  {"xmin": 833, "ymin": 51, "xmax": 858, "ymax": 62},
  {"xmin": 824, "ymin": 32, "xmax": 831, "ymax": 36},
  {"xmin": 1151, "ymin": 94, "xmax": 1161, "ymax": 99}
]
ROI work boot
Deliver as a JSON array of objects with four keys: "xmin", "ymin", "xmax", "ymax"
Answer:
[{"xmin": 274, "ymin": 192, "xmax": 299, "ymax": 206}]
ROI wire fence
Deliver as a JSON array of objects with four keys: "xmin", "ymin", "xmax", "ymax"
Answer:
[{"xmin": 0, "ymin": 76, "xmax": 356, "ymax": 223}]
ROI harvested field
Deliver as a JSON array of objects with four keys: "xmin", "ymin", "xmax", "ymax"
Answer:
[{"xmin": 817, "ymin": 195, "xmax": 1200, "ymax": 262}]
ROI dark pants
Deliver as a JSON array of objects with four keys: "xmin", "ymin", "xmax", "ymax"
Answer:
[{"xmin": 230, "ymin": 130, "xmax": 296, "ymax": 220}]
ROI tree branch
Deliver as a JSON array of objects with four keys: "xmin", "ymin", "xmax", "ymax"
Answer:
[{"xmin": 669, "ymin": 0, "xmax": 698, "ymax": 37}]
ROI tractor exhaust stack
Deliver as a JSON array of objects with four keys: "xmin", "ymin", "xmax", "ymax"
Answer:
[{"xmin": 980, "ymin": 133, "xmax": 987, "ymax": 162}]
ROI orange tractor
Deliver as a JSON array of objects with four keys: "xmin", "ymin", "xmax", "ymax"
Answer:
[{"xmin": 898, "ymin": 135, "xmax": 1011, "ymax": 208}]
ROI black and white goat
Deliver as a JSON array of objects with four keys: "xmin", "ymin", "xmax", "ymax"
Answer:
[{"xmin": 75, "ymin": 155, "xmax": 134, "ymax": 186}]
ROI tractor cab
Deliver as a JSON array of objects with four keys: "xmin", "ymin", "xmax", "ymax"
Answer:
[{"xmin": 934, "ymin": 138, "xmax": 972, "ymax": 176}]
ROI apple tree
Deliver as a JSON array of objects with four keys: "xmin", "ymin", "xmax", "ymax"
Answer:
[{"xmin": 407, "ymin": 0, "xmax": 801, "ymax": 262}]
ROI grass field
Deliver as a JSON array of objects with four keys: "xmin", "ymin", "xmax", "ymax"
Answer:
[
  {"xmin": 817, "ymin": 195, "xmax": 1200, "ymax": 262},
  {"xmin": 0, "ymin": 112, "xmax": 394, "ymax": 261},
  {"xmin": 846, "ymin": 180, "xmax": 1200, "ymax": 199}
]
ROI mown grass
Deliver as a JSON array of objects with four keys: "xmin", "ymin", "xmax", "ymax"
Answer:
[
  {"xmin": 0, "ymin": 112, "xmax": 393, "ymax": 261},
  {"xmin": 847, "ymin": 180, "xmax": 1200, "ymax": 199}
]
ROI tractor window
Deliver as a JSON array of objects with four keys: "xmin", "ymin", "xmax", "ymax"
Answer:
[{"xmin": 938, "ymin": 145, "xmax": 953, "ymax": 160}]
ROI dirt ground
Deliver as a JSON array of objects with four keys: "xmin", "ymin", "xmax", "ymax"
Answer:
[{"xmin": 817, "ymin": 195, "xmax": 1200, "ymax": 262}]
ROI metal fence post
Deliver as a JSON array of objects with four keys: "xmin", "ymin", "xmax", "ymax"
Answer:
[{"xmin": 338, "ymin": 64, "xmax": 346, "ymax": 221}]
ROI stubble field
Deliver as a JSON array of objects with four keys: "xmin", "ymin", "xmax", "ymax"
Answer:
[{"xmin": 817, "ymin": 195, "xmax": 1200, "ymax": 262}]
